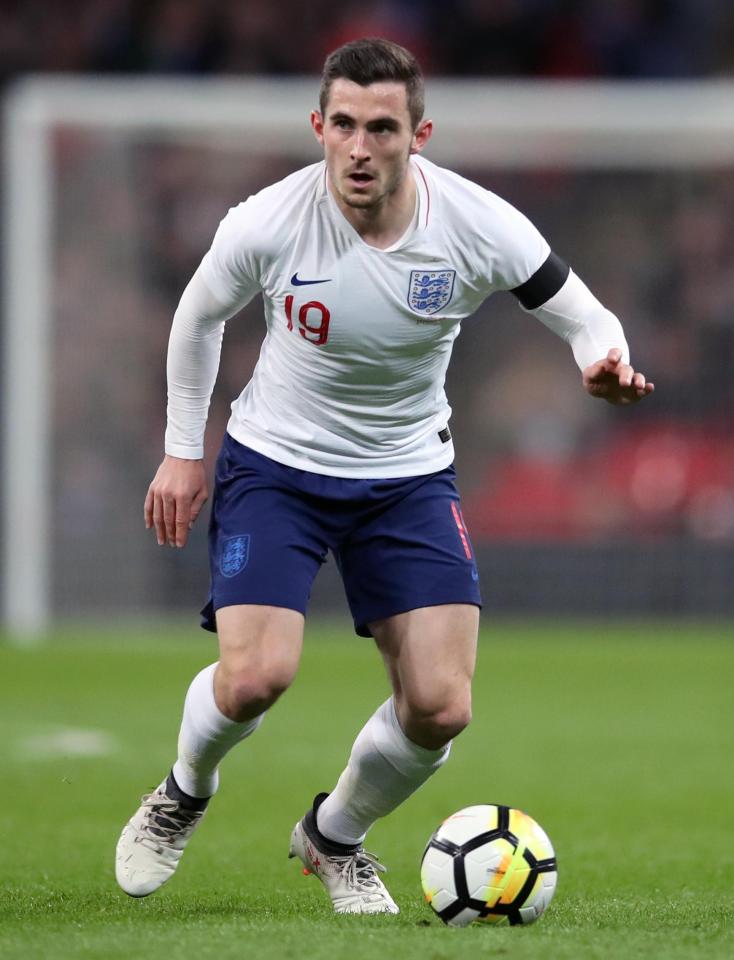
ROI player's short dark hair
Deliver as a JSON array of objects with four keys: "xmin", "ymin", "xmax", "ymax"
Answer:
[{"xmin": 319, "ymin": 38, "xmax": 425, "ymax": 130}]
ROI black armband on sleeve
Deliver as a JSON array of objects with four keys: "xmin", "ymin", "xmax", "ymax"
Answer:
[{"xmin": 510, "ymin": 251, "xmax": 570, "ymax": 310}]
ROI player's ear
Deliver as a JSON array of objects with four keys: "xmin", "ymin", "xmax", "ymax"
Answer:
[
  {"xmin": 410, "ymin": 119, "xmax": 433, "ymax": 155},
  {"xmin": 311, "ymin": 110, "xmax": 325, "ymax": 145}
]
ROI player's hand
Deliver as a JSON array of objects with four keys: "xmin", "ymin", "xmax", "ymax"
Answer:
[
  {"xmin": 583, "ymin": 348, "xmax": 655, "ymax": 405},
  {"xmin": 144, "ymin": 455, "xmax": 208, "ymax": 548}
]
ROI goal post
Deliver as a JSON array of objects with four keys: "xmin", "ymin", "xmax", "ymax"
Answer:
[{"xmin": 4, "ymin": 77, "xmax": 734, "ymax": 641}]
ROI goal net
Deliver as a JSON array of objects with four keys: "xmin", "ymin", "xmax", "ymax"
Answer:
[{"xmin": 4, "ymin": 78, "xmax": 734, "ymax": 637}]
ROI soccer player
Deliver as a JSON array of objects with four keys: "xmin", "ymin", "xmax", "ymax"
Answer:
[{"xmin": 115, "ymin": 38, "xmax": 653, "ymax": 914}]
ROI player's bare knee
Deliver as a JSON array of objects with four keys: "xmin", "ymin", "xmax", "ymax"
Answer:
[
  {"xmin": 426, "ymin": 704, "xmax": 472, "ymax": 745},
  {"xmin": 215, "ymin": 663, "xmax": 293, "ymax": 721},
  {"xmin": 403, "ymin": 697, "xmax": 472, "ymax": 749}
]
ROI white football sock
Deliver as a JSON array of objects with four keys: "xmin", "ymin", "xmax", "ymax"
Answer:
[
  {"xmin": 316, "ymin": 697, "xmax": 450, "ymax": 845},
  {"xmin": 172, "ymin": 662, "xmax": 264, "ymax": 798}
]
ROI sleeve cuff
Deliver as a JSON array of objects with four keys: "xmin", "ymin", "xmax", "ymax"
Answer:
[{"xmin": 164, "ymin": 441, "xmax": 204, "ymax": 460}]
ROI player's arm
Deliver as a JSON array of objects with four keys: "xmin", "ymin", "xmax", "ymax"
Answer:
[
  {"xmin": 511, "ymin": 256, "xmax": 654, "ymax": 405},
  {"xmin": 147, "ymin": 198, "xmax": 262, "ymax": 548},
  {"xmin": 145, "ymin": 268, "xmax": 242, "ymax": 548}
]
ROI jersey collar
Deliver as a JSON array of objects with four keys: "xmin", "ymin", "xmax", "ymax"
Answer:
[{"xmin": 321, "ymin": 158, "xmax": 429, "ymax": 252}]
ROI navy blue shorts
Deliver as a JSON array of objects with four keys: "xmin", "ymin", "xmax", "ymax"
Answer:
[{"xmin": 200, "ymin": 434, "xmax": 482, "ymax": 637}]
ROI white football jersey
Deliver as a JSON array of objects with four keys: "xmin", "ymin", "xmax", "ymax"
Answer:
[{"xmin": 196, "ymin": 155, "xmax": 550, "ymax": 478}]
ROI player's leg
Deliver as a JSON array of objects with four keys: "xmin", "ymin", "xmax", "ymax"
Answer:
[
  {"xmin": 116, "ymin": 604, "xmax": 304, "ymax": 897},
  {"xmin": 289, "ymin": 604, "xmax": 477, "ymax": 914},
  {"xmin": 116, "ymin": 434, "xmax": 327, "ymax": 897},
  {"xmin": 289, "ymin": 466, "xmax": 480, "ymax": 913},
  {"xmin": 315, "ymin": 466, "xmax": 480, "ymax": 840},
  {"xmin": 372, "ymin": 603, "xmax": 477, "ymax": 748},
  {"xmin": 174, "ymin": 604, "xmax": 305, "ymax": 798},
  {"xmin": 316, "ymin": 603, "xmax": 477, "ymax": 841}
]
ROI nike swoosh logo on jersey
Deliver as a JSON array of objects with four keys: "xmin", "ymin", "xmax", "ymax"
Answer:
[{"xmin": 291, "ymin": 273, "xmax": 332, "ymax": 286}]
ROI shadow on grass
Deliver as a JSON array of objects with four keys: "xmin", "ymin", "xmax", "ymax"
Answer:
[{"xmin": 0, "ymin": 884, "xmax": 443, "ymax": 928}]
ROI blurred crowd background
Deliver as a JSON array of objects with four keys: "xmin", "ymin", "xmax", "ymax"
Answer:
[
  {"xmin": 3, "ymin": 0, "xmax": 734, "ymax": 80},
  {"xmin": 3, "ymin": 1, "xmax": 734, "ymax": 621}
]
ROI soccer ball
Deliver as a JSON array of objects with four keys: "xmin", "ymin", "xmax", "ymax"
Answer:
[{"xmin": 420, "ymin": 804, "xmax": 557, "ymax": 927}]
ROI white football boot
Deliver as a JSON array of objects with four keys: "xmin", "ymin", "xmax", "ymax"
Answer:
[
  {"xmin": 115, "ymin": 777, "xmax": 208, "ymax": 897},
  {"xmin": 288, "ymin": 794, "xmax": 399, "ymax": 915}
]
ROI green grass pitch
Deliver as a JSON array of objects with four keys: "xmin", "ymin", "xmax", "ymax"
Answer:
[{"xmin": 1, "ymin": 620, "xmax": 733, "ymax": 960}]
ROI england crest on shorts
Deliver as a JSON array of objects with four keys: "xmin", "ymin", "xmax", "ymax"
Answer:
[
  {"xmin": 408, "ymin": 269, "xmax": 456, "ymax": 316},
  {"xmin": 221, "ymin": 535, "xmax": 250, "ymax": 578}
]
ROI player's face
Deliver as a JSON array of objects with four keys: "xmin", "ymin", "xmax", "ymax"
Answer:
[{"xmin": 311, "ymin": 79, "xmax": 431, "ymax": 211}]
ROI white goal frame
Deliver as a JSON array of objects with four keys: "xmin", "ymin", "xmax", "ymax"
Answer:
[{"xmin": 4, "ymin": 76, "xmax": 734, "ymax": 640}]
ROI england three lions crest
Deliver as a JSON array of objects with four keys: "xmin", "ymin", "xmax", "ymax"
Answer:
[
  {"xmin": 408, "ymin": 269, "xmax": 456, "ymax": 317},
  {"xmin": 221, "ymin": 535, "xmax": 250, "ymax": 578}
]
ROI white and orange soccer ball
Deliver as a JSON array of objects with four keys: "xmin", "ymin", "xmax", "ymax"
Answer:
[{"xmin": 420, "ymin": 804, "xmax": 557, "ymax": 927}]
